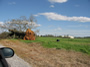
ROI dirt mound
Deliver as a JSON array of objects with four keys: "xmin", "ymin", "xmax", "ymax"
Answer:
[
  {"xmin": 0, "ymin": 40, "xmax": 90, "ymax": 67},
  {"xmin": 24, "ymin": 28, "xmax": 35, "ymax": 40}
]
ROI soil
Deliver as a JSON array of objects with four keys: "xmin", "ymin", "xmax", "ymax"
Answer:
[{"xmin": 0, "ymin": 39, "xmax": 90, "ymax": 67}]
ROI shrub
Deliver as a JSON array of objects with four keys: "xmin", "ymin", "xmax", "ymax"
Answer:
[{"xmin": 0, "ymin": 32, "xmax": 10, "ymax": 39}]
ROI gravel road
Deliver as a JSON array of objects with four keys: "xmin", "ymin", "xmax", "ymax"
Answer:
[{"xmin": 0, "ymin": 45, "xmax": 32, "ymax": 67}]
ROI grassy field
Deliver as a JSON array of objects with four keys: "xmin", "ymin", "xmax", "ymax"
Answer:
[
  {"xmin": 0, "ymin": 37, "xmax": 90, "ymax": 67},
  {"xmin": 19, "ymin": 37, "xmax": 90, "ymax": 55}
]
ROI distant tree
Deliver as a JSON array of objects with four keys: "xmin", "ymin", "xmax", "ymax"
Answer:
[
  {"xmin": 0, "ymin": 15, "xmax": 40, "ymax": 32},
  {"xmin": 58, "ymin": 35, "xmax": 62, "ymax": 38},
  {"xmin": 0, "ymin": 15, "xmax": 40, "ymax": 39},
  {"xmin": 0, "ymin": 32, "xmax": 10, "ymax": 39},
  {"xmin": 44, "ymin": 34, "xmax": 54, "ymax": 37}
]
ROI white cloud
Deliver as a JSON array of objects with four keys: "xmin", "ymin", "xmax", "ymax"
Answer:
[
  {"xmin": 54, "ymin": 27, "xmax": 62, "ymax": 31},
  {"xmin": 8, "ymin": 2, "xmax": 16, "ymax": 5},
  {"xmin": 0, "ymin": 22, "xmax": 4, "ymax": 25},
  {"xmin": 35, "ymin": 12, "xmax": 90, "ymax": 22},
  {"xmin": 48, "ymin": 0, "xmax": 68, "ymax": 3},
  {"xmin": 50, "ymin": 5, "xmax": 55, "ymax": 8}
]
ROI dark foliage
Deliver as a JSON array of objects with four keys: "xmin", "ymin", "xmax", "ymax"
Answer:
[
  {"xmin": 0, "ymin": 32, "xmax": 10, "ymax": 39},
  {"xmin": 9, "ymin": 29, "xmax": 25, "ymax": 39},
  {"xmin": 0, "ymin": 29, "xmax": 26, "ymax": 39}
]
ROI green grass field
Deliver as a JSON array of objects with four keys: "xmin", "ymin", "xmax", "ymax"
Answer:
[{"xmin": 20, "ymin": 37, "xmax": 90, "ymax": 55}]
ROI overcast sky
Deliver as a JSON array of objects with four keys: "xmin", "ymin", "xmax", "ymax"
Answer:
[{"xmin": 0, "ymin": 0, "xmax": 90, "ymax": 37}]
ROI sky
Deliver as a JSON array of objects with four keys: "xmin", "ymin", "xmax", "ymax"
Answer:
[{"xmin": 0, "ymin": 0, "xmax": 90, "ymax": 37}]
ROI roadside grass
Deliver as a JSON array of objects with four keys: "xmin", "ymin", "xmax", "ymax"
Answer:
[{"xmin": 14, "ymin": 37, "xmax": 90, "ymax": 55}]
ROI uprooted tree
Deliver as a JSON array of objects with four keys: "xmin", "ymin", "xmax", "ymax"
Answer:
[{"xmin": 0, "ymin": 15, "xmax": 40, "ymax": 39}]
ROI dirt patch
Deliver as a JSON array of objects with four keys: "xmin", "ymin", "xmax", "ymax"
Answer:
[{"xmin": 0, "ymin": 39, "xmax": 90, "ymax": 67}]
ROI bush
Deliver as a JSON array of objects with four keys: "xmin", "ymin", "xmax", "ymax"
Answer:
[{"xmin": 0, "ymin": 32, "xmax": 10, "ymax": 39}]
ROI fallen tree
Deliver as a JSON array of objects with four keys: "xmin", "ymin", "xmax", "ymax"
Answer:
[
  {"xmin": 0, "ymin": 15, "xmax": 40, "ymax": 39},
  {"xmin": 9, "ymin": 29, "xmax": 25, "ymax": 39}
]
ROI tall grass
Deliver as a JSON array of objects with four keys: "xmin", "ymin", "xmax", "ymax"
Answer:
[{"xmin": 20, "ymin": 37, "xmax": 90, "ymax": 55}]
